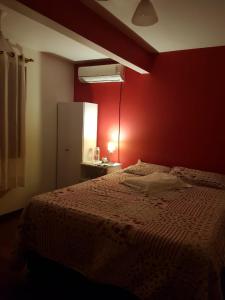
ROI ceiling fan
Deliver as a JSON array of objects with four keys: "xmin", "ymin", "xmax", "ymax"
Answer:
[{"xmin": 97, "ymin": 0, "xmax": 158, "ymax": 26}]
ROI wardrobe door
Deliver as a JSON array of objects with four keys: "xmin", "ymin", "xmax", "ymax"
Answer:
[{"xmin": 57, "ymin": 103, "xmax": 83, "ymax": 188}]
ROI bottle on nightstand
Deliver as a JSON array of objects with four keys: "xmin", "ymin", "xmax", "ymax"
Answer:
[{"xmin": 93, "ymin": 147, "xmax": 101, "ymax": 164}]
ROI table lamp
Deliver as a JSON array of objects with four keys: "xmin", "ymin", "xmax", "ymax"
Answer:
[{"xmin": 107, "ymin": 141, "xmax": 116, "ymax": 163}]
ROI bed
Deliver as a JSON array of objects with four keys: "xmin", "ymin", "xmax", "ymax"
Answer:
[{"xmin": 16, "ymin": 163, "xmax": 225, "ymax": 300}]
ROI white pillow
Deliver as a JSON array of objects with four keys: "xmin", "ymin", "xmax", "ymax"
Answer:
[
  {"xmin": 123, "ymin": 161, "xmax": 171, "ymax": 176},
  {"xmin": 122, "ymin": 172, "xmax": 191, "ymax": 195},
  {"xmin": 170, "ymin": 166, "xmax": 225, "ymax": 189}
]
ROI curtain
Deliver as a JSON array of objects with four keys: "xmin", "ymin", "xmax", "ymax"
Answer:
[{"xmin": 0, "ymin": 52, "xmax": 26, "ymax": 196}]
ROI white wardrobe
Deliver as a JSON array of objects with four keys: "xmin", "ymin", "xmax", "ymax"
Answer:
[{"xmin": 57, "ymin": 102, "xmax": 98, "ymax": 188}]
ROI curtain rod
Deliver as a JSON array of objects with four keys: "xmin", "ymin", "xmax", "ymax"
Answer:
[
  {"xmin": 0, "ymin": 51, "xmax": 34, "ymax": 63},
  {"xmin": 24, "ymin": 58, "xmax": 34, "ymax": 63}
]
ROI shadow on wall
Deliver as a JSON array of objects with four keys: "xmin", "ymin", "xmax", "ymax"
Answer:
[{"xmin": 40, "ymin": 53, "xmax": 74, "ymax": 193}]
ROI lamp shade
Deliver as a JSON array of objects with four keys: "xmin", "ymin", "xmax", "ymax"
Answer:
[{"xmin": 132, "ymin": 0, "xmax": 158, "ymax": 26}]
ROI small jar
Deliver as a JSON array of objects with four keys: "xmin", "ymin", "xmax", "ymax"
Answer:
[{"xmin": 94, "ymin": 147, "xmax": 100, "ymax": 162}]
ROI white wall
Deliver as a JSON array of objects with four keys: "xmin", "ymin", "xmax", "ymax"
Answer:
[{"xmin": 0, "ymin": 48, "xmax": 74, "ymax": 215}]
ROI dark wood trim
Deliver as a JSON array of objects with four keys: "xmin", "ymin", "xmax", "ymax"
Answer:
[{"xmin": 75, "ymin": 58, "xmax": 116, "ymax": 66}]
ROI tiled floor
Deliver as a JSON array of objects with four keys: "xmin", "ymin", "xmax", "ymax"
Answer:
[{"xmin": 0, "ymin": 210, "xmax": 137, "ymax": 300}]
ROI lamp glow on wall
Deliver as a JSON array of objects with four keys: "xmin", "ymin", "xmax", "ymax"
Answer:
[
  {"xmin": 107, "ymin": 140, "xmax": 117, "ymax": 162},
  {"xmin": 108, "ymin": 141, "xmax": 116, "ymax": 153}
]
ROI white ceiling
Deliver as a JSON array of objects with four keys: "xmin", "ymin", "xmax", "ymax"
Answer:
[
  {"xmin": 1, "ymin": 0, "xmax": 224, "ymax": 70},
  {"xmin": 96, "ymin": 0, "xmax": 225, "ymax": 52},
  {"xmin": 0, "ymin": 3, "xmax": 107, "ymax": 62}
]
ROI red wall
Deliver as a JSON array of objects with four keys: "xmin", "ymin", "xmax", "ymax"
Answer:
[{"xmin": 75, "ymin": 46, "xmax": 225, "ymax": 174}]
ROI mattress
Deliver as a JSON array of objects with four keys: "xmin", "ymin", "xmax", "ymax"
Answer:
[{"xmin": 17, "ymin": 171, "xmax": 225, "ymax": 300}]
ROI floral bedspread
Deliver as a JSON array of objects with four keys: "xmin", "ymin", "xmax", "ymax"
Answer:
[{"xmin": 17, "ymin": 172, "xmax": 225, "ymax": 300}]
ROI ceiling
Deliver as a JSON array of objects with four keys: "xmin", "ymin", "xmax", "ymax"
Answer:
[
  {"xmin": 0, "ymin": 3, "xmax": 107, "ymax": 62},
  {"xmin": 1, "ymin": 0, "xmax": 224, "ymax": 68},
  {"xmin": 96, "ymin": 0, "xmax": 225, "ymax": 52}
]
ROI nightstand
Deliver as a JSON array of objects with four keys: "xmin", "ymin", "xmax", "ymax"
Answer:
[{"xmin": 80, "ymin": 162, "xmax": 122, "ymax": 180}]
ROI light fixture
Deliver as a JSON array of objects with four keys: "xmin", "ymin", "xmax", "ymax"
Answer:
[
  {"xmin": 132, "ymin": 0, "xmax": 158, "ymax": 26},
  {"xmin": 97, "ymin": 0, "xmax": 158, "ymax": 27},
  {"xmin": 107, "ymin": 141, "xmax": 116, "ymax": 153},
  {"xmin": 107, "ymin": 141, "xmax": 117, "ymax": 163}
]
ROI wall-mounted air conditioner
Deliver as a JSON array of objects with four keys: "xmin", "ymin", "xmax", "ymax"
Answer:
[{"xmin": 78, "ymin": 64, "xmax": 125, "ymax": 83}]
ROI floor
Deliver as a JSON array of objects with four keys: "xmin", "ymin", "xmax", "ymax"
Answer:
[{"xmin": 0, "ymin": 210, "xmax": 137, "ymax": 300}]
